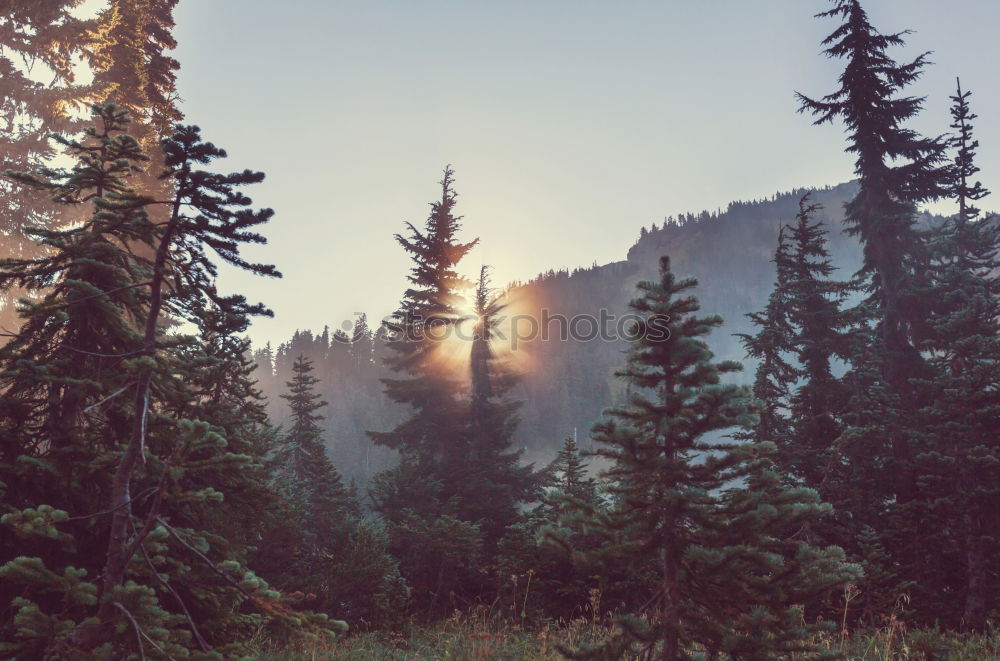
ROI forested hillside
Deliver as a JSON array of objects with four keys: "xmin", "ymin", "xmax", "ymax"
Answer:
[
  {"xmin": 254, "ymin": 181, "xmax": 887, "ymax": 482},
  {"xmin": 2, "ymin": 1, "xmax": 999, "ymax": 658}
]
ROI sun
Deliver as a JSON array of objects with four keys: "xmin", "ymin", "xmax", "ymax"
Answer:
[{"xmin": 453, "ymin": 298, "xmax": 483, "ymax": 338}]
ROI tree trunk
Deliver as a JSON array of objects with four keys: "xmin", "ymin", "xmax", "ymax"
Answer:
[
  {"xmin": 962, "ymin": 514, "xmax": 987, "ymax": 630},
  {"xmin": 660, "ymin": 546, "xmax": 679, "ymax": 661},
  {"xmin": 89, "ymin": 191, "xmax": 183, "ymax": 643}
]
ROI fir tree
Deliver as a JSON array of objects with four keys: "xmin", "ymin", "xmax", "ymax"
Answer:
[
  {"xmin": 912, "ymin": 80, "xmax": 1000, "ymax": 629},
  {"xmin": 90, "ymin": 0, "xmax": 182, "ymax": 147},
  {"xmin": 798, "ymin": 0, "xmax": 948, "ymax": 504},
  {"xmin": 781, "ymin": 196, "xmax": 854, "ymax": 491},
  {"xmin": 268, "ymin": 354, "xmax": 405, "ymax": 624},
  {"xmin": 349, "ymin": 313, "xmax": 373, "ymax": 372},
  {"xmin": 497, "ymin": 435, "xmax": 606, "ymax": 622},
  {"xmin": 738, "ymin": 226, "xmax": 796, "ymax": 454},
  {"xmin": 370, "ymin": 165, "xmax": 478, "ymax": 485},
  {"xmin": 0, "ymin": 105, "xmax": 339, "ymax": 657},
  {"xmin": 549, "ymin": 435, "xmax": 597, "ymax": 506},
  {"xmin": 466, "ymin": 265, "xmax": 536, "ymax": 545},
  {"xmin": 560, "ymin": 257, "xmax": 857, "ymax": 661},
  {"xmin": 275, "ymin": 354, "xmax": 350, "ymax": 549},
  {"xmin": 369, "ymin": 167, "xmax": 484, "ymax": 613},
  {"xmin": 742, "ymin": 196, "xmax": 861, "ymax": 614},
  {"xmin": 0, "ymin": 2, "xmax": 96, "ymax": 261}
]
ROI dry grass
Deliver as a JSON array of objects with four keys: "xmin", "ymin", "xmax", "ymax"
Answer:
[
  {"xmin": 254, "ymin": 610, "xmax": 1000, "ymax": 661},
  {"xmin": 255, "ymin": 607, "xmax": 608, "ymax": 660}
]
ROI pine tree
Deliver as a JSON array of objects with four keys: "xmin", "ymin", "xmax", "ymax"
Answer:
[
  {"xmin": 371, "ymin": 171, "xmax": 534, "ymax": 613},
  {"xmin": 349, "ymin": 313, "xmax": 373, "ymax": 372},
  {"xmin": 267, "ymin": 354, "xmax": 406, "ymax": 624},
  {"xmin": 369, "ymin": 167, "xmax": 485, "ymax": 613},
  {"xmin": 275, "ymin": 354, "xmax": 350, "ymax": 550},
  {"xmin": 0, "ymin": 0, "xmax": 182, "ymax": 276},
  {"xmin": 742, "ymin": 196, "xmax": 862, "ymax": 620},
  {"xmin": 911, "ymin": 80, "xmax": 1000, "ymax": 629},
  {"xmin": 798, "ymin": 0, "xmax": 948, "ymax": 505},
  {"xmin": 370, "ymin": 166, "xmax": 478, "ymax": 484},
  {"xmin": 560, "ymin": 257, "xmax": 858, "ymax": 661},
  {"xmin": 0, "ymin": 105, "xmax": 339, "ymax": 657},
  {"xmin": 497, "ymin": 435, "xmax": 605, "ymax": 621},
  {"xmin": 738, "ymin": 227, "xmax": 796, "ymax": 453},
  {"xmin": 90, "ymin": 0, "xmax": 182, "ymax": 148},
  {"xmin": 549, "ymin": 435, "xmax": 597, "ymax": 506},
  {"xmin": 781, "ymin": 196, "xmax": 854, "ymax": 491},
  {"xmin": 0, "ymin": 2, "xmax": 96, "ymax": 262},
  {"xmin": 466, "ymin": 266, "xmax": 536, "ymax": 545}
]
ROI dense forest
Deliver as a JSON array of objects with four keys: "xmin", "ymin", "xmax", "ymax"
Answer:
[{"xmin": 1, "ymin": 1, "xmax": 998, "ymax": 660}]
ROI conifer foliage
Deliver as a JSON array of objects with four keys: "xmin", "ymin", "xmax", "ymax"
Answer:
[
  {"xmin": 264, "ymin": 353, "xmax": 406, "ymax": 625},
  {"xmin": 789, "ymin": 0, "xmax": 1000, "ymax": 629},
  {"xmin": 276, "ymin": 354, "xmax": 349, "ymax": 522},
  {"xmin": 371, "ymin": 169, "xmax": 534, "ymax": 614},
  {"xmin": 561, "ymin": 257, "xmax": 858, "ymax": 660},
  {"xmin": 0, "ymin": 105, "xmax": 337, "ymax": 659},
  {"xmin": 912, "ymin": 80, "xmax": 1000, "ymax": 629},
  {"xmin": 0, "ymin": 2, "xmax": 95, "ymax": 258},
  {"xmin": 797, "ymin": 0, "xmax": 948, "ymax": 507},
  {"xmin": 467, "ymin": 266, "xmax": 536, "ymax": 545},
  {"xmin": 741, "ymin": 196, "xmax": 855, "ymax": 498}
]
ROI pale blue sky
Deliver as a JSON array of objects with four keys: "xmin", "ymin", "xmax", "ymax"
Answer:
[{"xmin": 171, "ymin": 1, "xmax": 1000, "ymax": 346}]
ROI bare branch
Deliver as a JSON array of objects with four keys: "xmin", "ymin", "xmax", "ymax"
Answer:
[
  {"xmin": 83, "ymin": 382, "xmax": 135, "ymax": 413},
  {"xmin": 113, "ymin": 601, "xmax": 178, "ymax": 661},
  {"xmin": 132, "ymin": 520, "xmax": 212, "ymax": 653},
  {"xmin": 156, "ymin": 517, "xmax": 256, "ymax": 600},
  {"xmin": 60, "ymin": 486, "xmax": 158, "ymax": 523}
]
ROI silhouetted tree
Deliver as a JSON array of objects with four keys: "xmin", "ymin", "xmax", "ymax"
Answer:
[{"xmin": 798, "ymin": 0, "xmax": 948, "ymax": 506}]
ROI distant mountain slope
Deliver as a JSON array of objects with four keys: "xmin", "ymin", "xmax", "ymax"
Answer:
[
  {"xmin": 256, "ymin": 181, "xmax": 941, "ymax": 482},
  {"xmin": 509, "ymin": 182, "xmax": 872, "ymax": 453}
]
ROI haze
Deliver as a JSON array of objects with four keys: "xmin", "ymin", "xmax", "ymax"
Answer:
[{"xmin": 171, "ymin": 0, "xmax": 1000, "ymax": 346}]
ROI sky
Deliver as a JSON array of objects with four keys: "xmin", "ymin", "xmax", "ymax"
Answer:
[{"xmin": 170, "ymin": 0, "xmax": 1000, "ymax": 347}]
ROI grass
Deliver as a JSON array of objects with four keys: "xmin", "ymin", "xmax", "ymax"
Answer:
[{"xmin": 254, "ymin": 610, "xmax": 1000, "ymax": 661}]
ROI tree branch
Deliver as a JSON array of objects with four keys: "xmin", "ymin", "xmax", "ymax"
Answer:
[{"xmin": 156, "ymin": 517, "xmax": 256, "ymax": 600}]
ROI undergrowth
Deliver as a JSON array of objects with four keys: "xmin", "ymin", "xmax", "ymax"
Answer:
[{"xmin": 254, "ymin": 607, "xmax": 1000, "ymax": 660}]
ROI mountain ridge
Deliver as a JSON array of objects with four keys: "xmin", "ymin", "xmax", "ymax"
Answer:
[{"xmin": 255, "ymin": 180, "xmax": 941, "ymax": 482}]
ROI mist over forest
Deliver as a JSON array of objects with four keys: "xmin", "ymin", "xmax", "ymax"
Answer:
[
  {"xmin": 255, "ymin": 181, "xmax": 884, "ymax": 486},
  {"xmin": 1, "ymin": 2, "xmax": 999, "ymax": 660}
]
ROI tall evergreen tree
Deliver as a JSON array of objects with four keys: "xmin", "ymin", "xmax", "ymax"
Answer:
[
  {"xmin": 0, "ymin": 105, "xmax": 338, "ymax": 658},
  {"xmin": 911, "ymin": 80, "xmax": 1000, "ymax": 629},
  {"xmin": 90, "ymin": 0, "xmax": 182, "ymax": 148},
  {"xmin": 781, "ymin": 196, "xmax": 854, "ymax": 491},
  {"xmin": 797, "ymin": 0, "xmax": 948, "ymax": 505},
  {"xmin": 371, "ymin": 169, "xmax": 535, "ymax": 613},
  {"xmin": 266, "ymin": 354, "xmax": 407, "ymax": 624},
  {"xmin": 349, "ymin": 313, "xmax": 373, "ymax": 372},
  {"xmin": 560, "ymin": 257, "xmax": 857, "ymax": 661},
  {"xmin": 368, "ymin": 179, "xmax": 483, "ymax": 609},
  {"xmin": 275, "ymin": 354, "xmax": 350, "ymax": 549},
  {"xmin": 0, "ymin": 2, "xmax": 97, "ymax": 248},
  {"xmin": 738, "ymin": 227, "xmax": 796, "ymax": 453},
  {"xmin": 0, "ymin": 0, "xmax": 182, "ymax": 273},
  {"xmin": 742, "ymin": 195, "xmax": 862, "ymax": 594},
  {"xmin": 466, "ymin": 266, "xmax": 536, "ymax": 545},
  {"xmin": 370, "ymin": 166, "xmax": 477, "ymax": 487}
]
